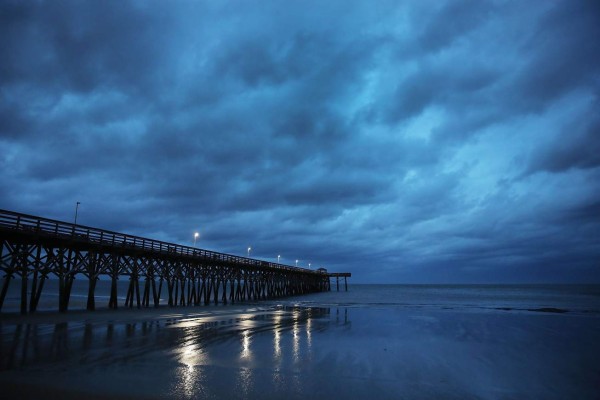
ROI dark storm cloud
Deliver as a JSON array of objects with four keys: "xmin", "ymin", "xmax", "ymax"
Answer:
[
  {"xmin": 526, "ymin": 106, "xmax": 600, "ymax": 174},
  {"xmin": 1, "ymin": 1, "xmax": 176, "ymax": 92},
  {"xmin": 417, "ymin": 0, "xmax": 495, "ymax": 50},
  {"xmin": 513, "ymin": 1, "xmax": 600, "ymax": 109},
  {"xmin": 384, "ymin": 62, "xmax": 501, "ymax": 124},
  {"xmin": 1, "ymin": 0, "xmax": 599, "ymax": 282}
]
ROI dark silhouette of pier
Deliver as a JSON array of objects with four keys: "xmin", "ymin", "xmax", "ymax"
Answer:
[{"xmin": 0, "ymin": 209, "xmax": 351, "ymax": 314}]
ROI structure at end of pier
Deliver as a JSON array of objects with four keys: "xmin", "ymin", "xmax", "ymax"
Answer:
[{"xmin": 328, "ymin": 272, "xmax": 351, "ymax": 292}]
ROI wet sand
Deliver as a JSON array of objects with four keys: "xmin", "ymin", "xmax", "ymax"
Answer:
[{"xmin": 1, "ymin": 303, "xmax": 600, "ymax": 399}]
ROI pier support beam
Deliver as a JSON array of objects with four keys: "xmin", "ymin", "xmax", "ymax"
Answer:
[
  {"xmin": 19, "ymin": 245, "xmax": 28, "ymax": 314},
  {"xmin": 109, "ymin": 276, "xmax": 118, "ymax": 309}
]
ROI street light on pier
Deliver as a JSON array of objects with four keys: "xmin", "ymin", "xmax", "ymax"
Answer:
[
  {"xmin": 277, "ymin": 255, "xmax": 281, "ymax": 263},
  {"xmin": 308, "ymin": 263, "xmax": 311, "ymax": 269},
  {"xmin": 295, "ymin": 259, "xmax": 298, "ymax": 267},
  {"xmin": 193, "ymin": 232, "xmax": 199, "ymax": 247},
  {"xmin": 74, "ymin": 201, "xmax": 81, "ymax": 225},
  {"xmin": 248, "ymin": 247, "xmax": 252, "ymax": 257}
]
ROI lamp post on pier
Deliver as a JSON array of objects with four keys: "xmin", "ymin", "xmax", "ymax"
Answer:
[
  {"xmin": 247, "ymin": 247, "xmax": 252, "ymax": 257},
  {"xmin": 193, "ymin": 232, "xmax": 199, "ymax": 247},
  {"xmin": 295, "ymin": 259, "xmax": 298, "ymax": 267},
  {"xmin": 74, "ymin": 201, "xmax": 81, "ymax": 225},
  {"xmin": 277, "ymin": 255, "xmax": 281, "ymax": 263}
]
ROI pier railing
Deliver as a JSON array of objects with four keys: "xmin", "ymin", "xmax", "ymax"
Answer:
[{"xmin": 0, "ymin": 209, "xmax": 317, "ymax": 274}]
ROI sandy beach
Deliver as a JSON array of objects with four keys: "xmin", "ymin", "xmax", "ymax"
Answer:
[{"xmin": 2, "ymin": 285, "xmax": 600, "ymax": 400}]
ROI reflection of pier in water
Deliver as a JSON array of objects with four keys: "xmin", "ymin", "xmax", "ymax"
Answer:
[
  {"xmin": 0, "ymin": 306, "xmax": 351, "ymax": 396},
  {"xmin": 0, "ymin": 209, "xmax": 351, "ymax": 314}
]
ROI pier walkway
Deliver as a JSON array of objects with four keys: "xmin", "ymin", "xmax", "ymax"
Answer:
[{"xmin": 0, "ymin": 209, "xmax": 351, "ymax": 314}]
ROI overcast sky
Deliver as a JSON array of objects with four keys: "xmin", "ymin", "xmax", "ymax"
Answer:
[{"xmin": 1, "ymin": 1, "xmax": 599, "ymax": 283}]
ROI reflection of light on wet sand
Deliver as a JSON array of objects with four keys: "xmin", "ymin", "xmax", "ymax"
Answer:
[
  {"xmin": 274, "ymin": 329, "xmax": 281, "ymax": 359},
  {"xmin": 241, "ymin": 330, "xmax": 252, "ymax": 359},
  {"xmin": 238, "ymin": 328, "xmax": 256, "ymax": 398},
  {"xmin": 291, "ymin": 309, "xmax": 307, "ymax": 395},
  {"xmin": 292, "ymin": 320, "xmax": 300, "ymax": 363},
  {"xmin": 180, "ymin": 342, "xmax": 207, "ymax": 366},
  {"xmin": 306, "ymin": 317, "xmax": 312, "ymax": 348},
  {"xmin": 237, "ymin": 367, "xmax": 254, "ymax": 398},
  {"xmin": 181, "ymin": 364, "xmax": 196, "ymax": 398},
  {"xmin": 175, "ymin": 339, "xmax": 208, "ymax": 398},
  {"xmin": 291, "ymin": 331, "xmax": 302, "ymax": 395},
  {"xmin": 273, "ymin": 313, "xmax": 282, "ymax": 359}
]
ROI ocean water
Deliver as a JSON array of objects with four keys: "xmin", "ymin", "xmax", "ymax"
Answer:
[
  {"xmin": 283, "ymin": 284, "xmax": 600, "ymax": 316},
  {"xmin": 2, "ymin": 281, "xmax": 599, "ymax": 315},
  {"xmin": 1, "ymin": 284, "xmax": 599, "ymax": 399}
]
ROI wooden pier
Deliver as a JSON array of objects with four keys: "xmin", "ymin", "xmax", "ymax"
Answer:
[{"xmin": 0, "ymin": 209, "xmax": 351, "ymax": 314}]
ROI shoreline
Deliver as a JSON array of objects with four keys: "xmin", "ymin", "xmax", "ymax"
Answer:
[
  {"xmin": 1, "ymin": 300, "xmax": 598, "ymax": 325},
  {"xmin": 0, "ymin": 302, "xmax": 277, "ymax": 325}
]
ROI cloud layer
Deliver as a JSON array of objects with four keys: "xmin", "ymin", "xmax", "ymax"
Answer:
[{"xmin": 1, "ymin": 0, "xmax": 599, "ymax": 282}]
